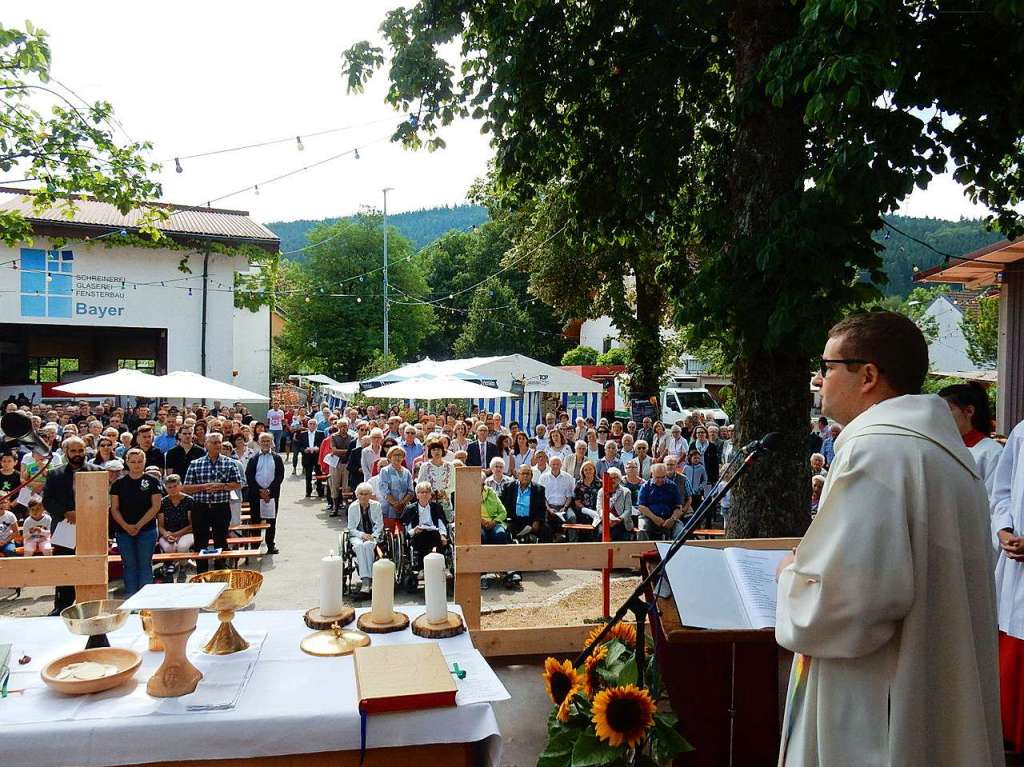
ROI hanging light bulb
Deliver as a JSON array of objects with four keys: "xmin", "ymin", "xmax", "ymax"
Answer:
[
  {"xmin": 354, "ymin": 148, "xmax": 360, "ymax": 160},
  {"xmin": 296, "ymin": 136, "xmax": 305, "ymax": 151},
  {"xmin": 46, "ymin": 273, "xmax": 52, "ymax": 282},
  {"xmin": 174, "ymin": 157, "xmax": 183, "ymax": 173},
  {"xmin": 356, "ymin": 297, "xmax": 362, "ymax": 303},
  {"xmin": 305, "ymin": 296, "xmax": 311, "ymax": 303},
  {"xmin": 254, "ymin": 185, "xmax": 260, "ymax": 196},
  {"xmin": 188, "ymin": 287, "xmax": 193, "ymax": 296}
]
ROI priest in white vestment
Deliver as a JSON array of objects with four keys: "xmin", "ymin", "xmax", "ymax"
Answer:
[{"xmin": 776, "ymin": 311, "xmax": 1002, "ymax": 767}]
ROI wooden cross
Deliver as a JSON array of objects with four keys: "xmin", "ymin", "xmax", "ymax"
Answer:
[{"xmin": 0, "ymin": 471, "xmax": 109, "ymax": 602}]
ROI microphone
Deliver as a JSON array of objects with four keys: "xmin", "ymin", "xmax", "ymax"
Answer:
[
  {"xmin": 738, "ymin": 432, "xmax": 781, "ymax": 455},
  {"xmin": 0, "ymin": 411, "xmax": 52, "ymax": 456}
]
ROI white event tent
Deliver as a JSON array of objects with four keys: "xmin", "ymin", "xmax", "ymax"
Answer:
[
  {"xmin": 363, "ymin": 376, "xmax": 514, "ymax": 401},
  {"xmin": 360, "ymin": 354, "xmax": 602, "ymax": 427}
]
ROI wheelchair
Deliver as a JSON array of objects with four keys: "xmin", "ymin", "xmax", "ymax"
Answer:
[
  {"xmin": 392, "ymin": 524, "xmax": 454, "ymax": 594},
  {"xmin": 339, "ymin": 526, "xmax": 399, "ymax": 597}
]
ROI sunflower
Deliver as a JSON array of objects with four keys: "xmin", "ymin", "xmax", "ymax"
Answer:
[
  {"xmin": 585, "ymin": 621, "xmax": 637, "ymax": 650},
  {"xmin": 591, "ymin": 684, "xmax": 657, "ymax": 749},
  {"xmin": 582, "ymin": 643, "xmax": 608, "ymax": 698},
  {"xmin": 543, "ymin": 657, "xmax": 581, "ymax": 707}
]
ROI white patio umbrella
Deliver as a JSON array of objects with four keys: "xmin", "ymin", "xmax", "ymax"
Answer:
[
  {"xmin": 51, "ymin": 369, "xmax": 162, "ymax": 397},
  {"xmin": 151, "ymin": 371, "xmax": 269, "ymax": 402},
  {"xmin": 363, "ymin": 376, "xmax": 514, "ymax": 400}
]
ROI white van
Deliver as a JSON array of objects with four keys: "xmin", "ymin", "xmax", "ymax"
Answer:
[{"xmin": 661, "ymin": 387, "xmax": 729, "ymax": 426}]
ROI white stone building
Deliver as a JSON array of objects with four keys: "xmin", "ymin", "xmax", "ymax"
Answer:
[{"xmin": 0, "ymin": 188, "xmax": 277, "ymax": 401}]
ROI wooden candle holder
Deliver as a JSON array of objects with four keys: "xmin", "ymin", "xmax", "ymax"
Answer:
[
  {"xmin": 411, "ymin": 611, "xmax": 465, "ymax": 639},
  {"xmin": 304, "ymin": 606, "xmax": 355, "ymax": 630},
  {"xmin": 356, "ymin": 611, "xmax": 410, "ymax": 634}
]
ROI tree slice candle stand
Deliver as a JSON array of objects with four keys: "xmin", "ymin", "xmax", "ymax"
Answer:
[
  {"xmin": 411, "ymin": 611, "xmax": 465, "ymax": 639},
  {"xmin": 356, "ymin": 611, "xmax": 410, "ymax": 634},
  {"xmin": 304, "ymin": 606, "xmax": 355, "ymax": 630}
]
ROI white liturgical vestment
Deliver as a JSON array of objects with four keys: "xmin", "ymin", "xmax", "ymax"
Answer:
[{"xmin": 776, "ymin": 394, "xmax": 1001, "ymax": 767}]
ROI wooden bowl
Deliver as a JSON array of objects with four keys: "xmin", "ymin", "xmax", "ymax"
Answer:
[{"xmin": 41, "ymin": 647, "xmax": 142, "ymax": 695}]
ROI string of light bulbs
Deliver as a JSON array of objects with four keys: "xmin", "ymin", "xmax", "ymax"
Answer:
[{"xmin": 163, "ymin": 117, "xmax": 395, "ymax": 169}]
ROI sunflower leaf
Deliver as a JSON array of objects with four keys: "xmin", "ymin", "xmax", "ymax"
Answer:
[
  {"xmin": 539, "ymin": 726, "xmax": 579, "ymax": 766},
  {"xmin": 602, "ymin": 639, "xmax": 627, "ymax": 668},
  {"xmin": 571, "ymin": 731, "xmax": 625, "ymax": 767},
  {"xmin": 649, "ymin": 713, "xmax": 694, "ymax": 763}
]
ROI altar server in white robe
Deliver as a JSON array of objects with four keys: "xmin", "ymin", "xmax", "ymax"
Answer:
[
  {"xmin": 776, "ymin": 311, "xmax": 1002, "ymax": 767},
  {"xmin": 939, "ymin": 381, "xmax": 1002, "ymax": 496},
  {"xmin": 991, "ymin": 418, "xmax": 1024, "ymax": 752}
]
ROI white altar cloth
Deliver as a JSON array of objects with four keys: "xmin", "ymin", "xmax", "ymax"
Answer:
[{"xmin": 0, "ymin": 606, "xmax": 501, "ymax": 766}]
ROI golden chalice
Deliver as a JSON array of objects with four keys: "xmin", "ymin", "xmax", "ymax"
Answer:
[
  {"xmin": 188, "ymin": 570, "xmax": 263, "ymax": 654},
  {"xmin": 61, "ymin": 600, "xmax": 129, "ymax": 650}
]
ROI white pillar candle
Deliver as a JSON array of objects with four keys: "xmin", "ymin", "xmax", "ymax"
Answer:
[
  {"xmin": 423, "ymin": 552, "xmax": 448, "ymax": 625},
  {"xmin": 371, "ymin": 558, "xmax": 396, "ymax": 623},
  {"xmin": 319, "ymin": 551, "xmax": 344, "ymax": 618}
]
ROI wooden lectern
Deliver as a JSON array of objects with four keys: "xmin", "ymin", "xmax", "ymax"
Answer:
[{"xmin": 643, "ymin": 538, "xmax": 799, "ymax": 767}]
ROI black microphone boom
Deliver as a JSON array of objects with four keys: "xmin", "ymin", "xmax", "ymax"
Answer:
[{"xmin": 0, "ymin": 411, "xmax": 51, "ymax": 457}]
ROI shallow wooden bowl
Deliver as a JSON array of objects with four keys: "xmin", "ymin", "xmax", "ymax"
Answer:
[{"xmin": 41, "ymin": 647, "xmax": 143, "ymax": 695}]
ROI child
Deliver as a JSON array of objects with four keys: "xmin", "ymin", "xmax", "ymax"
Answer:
[
  {"xmin": 0, "ymin": 497, "xmax": 19, "ymax": 556},
  {"xmin": 683, "ymin": 449, "xmax": 708, "ymax": 504},
  {"xmin": 22, "ymin": 496, "xmax": 52, "ymax": 556}
]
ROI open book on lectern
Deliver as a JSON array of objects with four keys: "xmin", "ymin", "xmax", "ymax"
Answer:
[{"xmin": 655, "ymin": 544, "xmax": 789, "ymax": 630}]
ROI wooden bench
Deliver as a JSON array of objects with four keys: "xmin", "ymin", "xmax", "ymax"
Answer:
[
  {"xmin": 231, "ymin": 523, "xmax": 270, "ymax": 531},
  {"xmin": 108, "ymin": 549, "xmax": 264, "ymax": 565},
  {"xmin": 693, "ymin": 528, "xmax": 726, "ymax": 538}
]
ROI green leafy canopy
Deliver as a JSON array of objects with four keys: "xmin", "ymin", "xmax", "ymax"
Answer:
[{"xmin": 0, "ymin": 21, "xmax": 163, "ymax": 245}]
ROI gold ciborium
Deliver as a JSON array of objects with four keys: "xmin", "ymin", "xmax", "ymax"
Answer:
[
  {"xmin": 188, "ymin": 570, "xmax": 263, "ymax": 654},
  {"xmin": 61, "ymin": 600, "xmax": 129, "ymax": 649}
]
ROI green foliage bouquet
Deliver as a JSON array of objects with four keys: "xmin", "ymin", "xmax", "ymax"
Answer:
[{"xmin": 539, "ymin": 623, "xmax": 691, "ymax": 767}]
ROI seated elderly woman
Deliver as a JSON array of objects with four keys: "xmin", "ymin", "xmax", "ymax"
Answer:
[
  {"xmin": 347, "ymin": 482, "xmax": 384, "ymax": 594},
  {"xmin": 401, "ymin": 481, "xmax": 449, "ymax": 562},
  {"xmin": 595, "ymin": 467, "xmax": 635, "ymax": 541}
]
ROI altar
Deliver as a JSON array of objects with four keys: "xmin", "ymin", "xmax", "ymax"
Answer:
[{"xmin": 0, "ymin": 606, "xmax": 502, "ymax": 767}]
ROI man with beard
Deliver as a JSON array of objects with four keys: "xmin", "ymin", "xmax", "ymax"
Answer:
[{"xmin": 42, "ymin": 436, "xmax": 101, "ymax": 614}]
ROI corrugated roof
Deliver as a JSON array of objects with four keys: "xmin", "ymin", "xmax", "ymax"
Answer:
[{"xmin": 0, "ymin": 187, "xmax": 279, "ymax": 249}]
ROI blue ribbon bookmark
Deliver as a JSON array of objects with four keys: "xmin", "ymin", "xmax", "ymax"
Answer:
[{"xmin": 359, "ymin": 709, "xmax": 368, "ymax": 765}]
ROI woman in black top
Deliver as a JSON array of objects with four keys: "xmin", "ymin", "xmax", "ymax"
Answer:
[
  {"xmin": 110, "ymin": 447, "xmax": 162, "ymax": 596},
  {"xmin": 157, "ymin": 474, "xmax": 194, "ymax": 553}
]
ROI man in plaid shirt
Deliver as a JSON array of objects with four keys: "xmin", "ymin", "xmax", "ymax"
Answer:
[{"xmin": 183, "ymin": 432, "xmax": 242, "ymax": 572}]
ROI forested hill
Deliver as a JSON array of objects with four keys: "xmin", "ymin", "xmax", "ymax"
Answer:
[
  {"xmin": 267, "ymin": 204, "xmax": 488, "ymax": 256},
  {"xmin": 266, "ymin": 206, "xmax": 1001, "ymax": 296},
  {"xmin": 874, "ymin": 215, "xmax": 1002, "ymax": 295}
]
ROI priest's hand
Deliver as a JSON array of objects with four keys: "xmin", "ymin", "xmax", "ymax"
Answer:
[
  {"xmin": 776, "ymin": 548, "xmax": 797, "ymax": 581},
  {"xmin": 998, "ymin": 530, "xmax": 1024, "ymax": 561}
]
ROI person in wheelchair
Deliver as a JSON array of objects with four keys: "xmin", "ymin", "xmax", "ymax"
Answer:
[
  {"xmin": 401, "ymin": 482, "xmax": 449, "ymax": 568},
  {"xmin": 347, "ymin": 482, "xmax": 384, "ymax": 594}
]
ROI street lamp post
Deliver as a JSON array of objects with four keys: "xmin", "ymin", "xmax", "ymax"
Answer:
[{"xmin": 382, "ymin": 187, "xmax": 394, "ymax": 359}]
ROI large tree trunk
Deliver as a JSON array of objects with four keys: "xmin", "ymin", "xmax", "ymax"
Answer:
[
  {"xmin": 628, "ymin": 271, "xmax": 666, "ymax": 399},
  {"xmin": 725, "ymin": 0, "xmax": 810, "ymax": 538},
  {"xmin": 728, "ymin": 352, "xmax": 813, "ymax": 537}
]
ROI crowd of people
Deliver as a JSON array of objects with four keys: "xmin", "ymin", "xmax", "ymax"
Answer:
[
  {"xmin": 0, "ymin": 399, "xmax": 283, "ymax": 615},
  {"xmin": 0, "ymin": 396, "xmax": 739, "ymax": 601},
  {"xmin": 263, "ymin": 401, "xmax": 737, "ymax": 589}
]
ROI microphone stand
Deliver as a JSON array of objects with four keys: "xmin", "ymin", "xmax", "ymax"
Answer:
[{"xmin": 573, "ymin": 437, "xmax": 776, "ymax": 744}]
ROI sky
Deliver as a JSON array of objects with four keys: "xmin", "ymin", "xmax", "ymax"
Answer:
[{"xmin": 0, "ymin": 1, "xmax": 993, "ymax": 225}]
